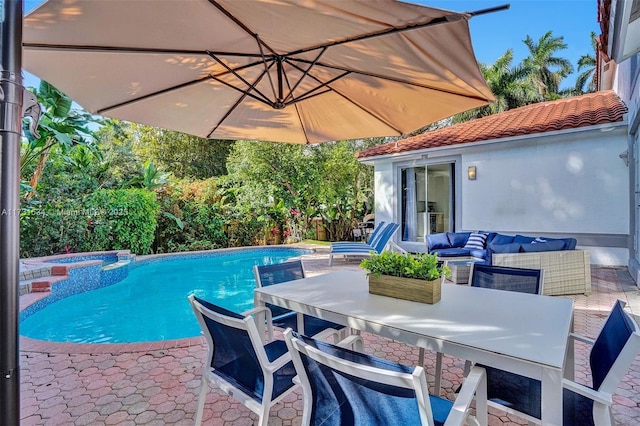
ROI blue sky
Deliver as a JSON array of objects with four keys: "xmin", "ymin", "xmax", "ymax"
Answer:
[
  {"xmin": 24, "ymin": 0, "xmax": 599, "ymax": 91},
  {"xmin": 425, "ymin": 0, "xmax": 600, "ymax": 89}
]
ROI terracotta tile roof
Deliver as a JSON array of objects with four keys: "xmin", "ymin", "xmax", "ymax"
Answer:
[{"xmin": 356, "ymin": 90, "xmax": 627, "ymax": 159}]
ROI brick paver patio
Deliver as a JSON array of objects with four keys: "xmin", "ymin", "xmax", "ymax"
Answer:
[{"xmin": 18, "ymin": 247, "xmax": 640, "ymax": 425}]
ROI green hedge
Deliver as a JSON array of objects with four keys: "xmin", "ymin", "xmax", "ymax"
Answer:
[{"xmin": 84, "ymin": 189, "xmax": 159, "ymax": 254}]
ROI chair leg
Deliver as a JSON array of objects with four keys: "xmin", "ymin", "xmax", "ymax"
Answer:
[
  {"xmin": 194, "ymin": 378, "xmax": 209, "ymax": 425},
  {"xmin": 328, "ymin": 254, "xmax": 333, "ymax": 266},
  {"xmin": 257, "ymin": 404, "xmax": 271, "ymax": 426}
]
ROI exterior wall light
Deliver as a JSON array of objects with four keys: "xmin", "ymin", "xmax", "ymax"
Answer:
[{"xmin": 467, "ymin": 166, "xmax": 477, "ymax": 180}]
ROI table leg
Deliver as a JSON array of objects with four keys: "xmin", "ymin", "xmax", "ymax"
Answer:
[{"xmin": 541, "ymin": 368, "xmax": 563, "ymax": 426}]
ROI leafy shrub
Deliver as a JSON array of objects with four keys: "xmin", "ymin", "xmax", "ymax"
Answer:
[
  {"xmin": 360, "ymin": 251, "xmax": 449, "ymax": 281},
  {"xmin": 84, "ymin": 189, "xmax": 159, "ymax": 254}
]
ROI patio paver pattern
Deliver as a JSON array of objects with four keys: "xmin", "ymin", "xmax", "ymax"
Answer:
[{"xmin": 19, "ymin": 247, "xmax": 640, "ymax": 425}]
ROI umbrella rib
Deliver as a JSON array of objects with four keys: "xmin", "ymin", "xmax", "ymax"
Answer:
[
  {"xmin": 287, "ymin": 62, "xmax": 403, "ymax": 135},
  {"xmin": 289, "ymin": 58, "xmax": 491, "ymax": 103},
  {"xmin": 23, "ymin": 42, "xmax": 267, "ymax": 58},
  {"xmin": 207, "ymin": 51, "xmax": 274, "ymax": 105},
  {"xmin": 95, "ymin": 59, "xmax": 266, "ymax": 114},
  {"xmin": 282, "ymin": 63, "xmax": 350, "ymax": 106},
  {"xmin": 96, "ymin": 75, "xmax": 213, "ymax": 114},
  {"xmin": 207, "ymin": 0, "xmax": 278, "ymax": 56},
  {"xmin": 207, "ymin": 65, "xmax": 273, "ymax": 138},
  {"xmin": 282, "ymin": 47, "xmax": 327, "ymax": 104},
  {"xmin": 284, "ymin": 4, "xmax": 509, "ymax": 58}
]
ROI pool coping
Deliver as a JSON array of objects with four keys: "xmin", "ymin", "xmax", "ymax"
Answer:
[{"xmin": 19, "ymin": 245, "xmax": 320, "ymax": 354}]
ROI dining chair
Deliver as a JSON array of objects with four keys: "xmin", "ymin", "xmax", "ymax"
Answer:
[
  {"xmin": 284, "ymin": 329, "xmax": 489, "ymax": 426},
  {"xmin": 188, "ymin": 295, "xmax": 298, "ymax": 426},
  {"xmin": 254, "ymin": 260, "xmax": 346, "ymax": 341},
  {"xmin": 429, "ymin": 264, "xmax": 544, "ymax": 396},
  {"xmin": 480, "ymin": 299, "xmax": 640, "ymax": 425}
]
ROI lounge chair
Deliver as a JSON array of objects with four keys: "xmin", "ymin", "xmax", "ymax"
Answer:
[
  {"xmin": 328, "ymin": 222, "xmax": 399, "ymax": 265},
  {"xmin": 189, "ymin": 295, "xmax": 298, "ymax": 426},
  {"xmin": 284, "ymin": 329, "xmax": 488, "ymax": 426},
  {"xmin": 331, "ymin": 220, "xmax": 385, "ymax": 248}
]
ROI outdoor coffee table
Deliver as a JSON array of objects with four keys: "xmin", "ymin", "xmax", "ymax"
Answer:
[
  {"xmin": 254, "ymin": 269, "xmax": 574, "ymax": 426},
  {"xmin": 444, "ymin": 258, "xmax": 484, "ymax": 284}
]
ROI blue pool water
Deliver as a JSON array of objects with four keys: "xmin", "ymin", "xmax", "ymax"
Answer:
[{"xmin": 20, "ymin": 248, "xmax": 311, "ymax": 344}]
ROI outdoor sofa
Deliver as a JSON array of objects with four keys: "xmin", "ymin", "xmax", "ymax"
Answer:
[{"xmin": 427, "ymin": 231, "xmax": 591, "ymax": 296}]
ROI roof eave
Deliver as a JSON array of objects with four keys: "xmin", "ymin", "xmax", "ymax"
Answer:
[{"xmin": 357, "ymin": 119, "xmax": 629, "ymax": 164}]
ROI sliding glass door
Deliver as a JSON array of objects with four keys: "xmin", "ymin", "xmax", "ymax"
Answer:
[{"xmin": 401, "ymin": 163, "xmax": 454, "ymax": 242}]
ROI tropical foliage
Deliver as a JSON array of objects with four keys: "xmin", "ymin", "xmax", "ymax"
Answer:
[{"xmin": 19, "ymin": 27, "xmax": 598, "ymax": 257}]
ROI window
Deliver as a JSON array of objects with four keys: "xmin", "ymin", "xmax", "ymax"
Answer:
[{"xmin": 401, "ymin": 163, "xmax": 454, "ymax": 242}]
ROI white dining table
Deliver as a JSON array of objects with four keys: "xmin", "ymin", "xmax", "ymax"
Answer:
[{"xmin": 253, "ymin": 269, "xmax": 574, "ymax": 426}]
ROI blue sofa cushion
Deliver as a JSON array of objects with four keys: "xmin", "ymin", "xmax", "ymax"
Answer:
[
  {"xmin": 514, "ymin": 234, "xmax": 536, "ymax": 244},
  {"xmin": 491, "ymin": 234, "xmax": 515, "ymax": 245},
  {"xmin": 469, "ymin": 249, "xmax": 487, "ymax": 259},
  {"xmin": 521, "ymin": 240, "xmax": 565, "ymax": 253},
  {"xmin": 427, "ymin": 233, "xmax": 451, "ymax": 250},
  {"xmin": 447, "ymin": 232, "xmax": 471, "ymax": 247},
  {"xmin": 544, "ymin": 237, "xmax": 577, "ymax": 250},
  {"xmin": 431, "ymin": 248, "xmax": 473, "ymax": 258},
  {"xmin": 489, "ymin": 243, "xmax": 522, "ymax": 254},
  {"xmin": 464, "ymin": 233, "xmax": 488, "ymax": 250}
]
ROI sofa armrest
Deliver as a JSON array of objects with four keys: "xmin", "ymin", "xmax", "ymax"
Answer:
[{"xmin": 492, "ymin": 250, "xmax": 591, "ymax": 296}]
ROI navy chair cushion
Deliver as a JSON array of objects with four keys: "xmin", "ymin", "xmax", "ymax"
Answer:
[
  {"xmin": 295, "ymin": 333, "xmax": 453, "ymax": 426},
  {"xmin": 520, "ymin": 240, "xmax": 565, "ymax": 253},
  {"xmin": 273, "ymin": 311, "xmax": 345, "ymax": 336},
  {"xmin": 427, "ymin": 233, "xmax": 451, "ymax": 250},
  {"xmin": 447, "ymin": 232, "xmax": 471, "ymax": 247},
  {"xmin": 590, "ymin": 300, "xmax": 635, "ymax": 389},
  {"xmin": 483, "ymin": 366, "xmax": 595, "ymax": 425},
  {"xmin": 491, "ymin": 233, "xmax": 515, "ymax": 245}
]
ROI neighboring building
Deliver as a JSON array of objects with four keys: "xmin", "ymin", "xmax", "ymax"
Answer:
[
  {"xmin": 597, "ymin": 0, "xmax": 640, "ymax": 281},
  {"xmin": 357, "ymin": 91, "xmax": 629, "ymax": 266}
]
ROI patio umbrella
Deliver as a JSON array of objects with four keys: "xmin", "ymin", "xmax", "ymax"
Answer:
[{"xmin": 22, "ymin": 0, "xmax": 501, "ymax": 144}]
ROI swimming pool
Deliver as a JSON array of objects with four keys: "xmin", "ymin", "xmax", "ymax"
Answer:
[{"xmin": 20, "ymin": 247, "xmax": 311, "ymax": 344}]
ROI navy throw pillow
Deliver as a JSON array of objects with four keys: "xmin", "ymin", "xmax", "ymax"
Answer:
[
  {"xmin": 427, "ymin": 233, "xmax": 451, "ymax": 250},
  {"xmin": 447, "ymin": 232, "xmax": 471, "ymax": 248},
  {"xmin": 521, "ymin": 240, "xmax": 565, "ymax": 253},
  {"xmin": 491, "ymin": 234, "xmax": 514, "ymax": 245},
  {"xmin": 514, "ymin": 234, "xmax": 536, "ymax": 244},
  {"xmin": 489, "ymin": 243, "xmax": 522, "ymax": 254}
]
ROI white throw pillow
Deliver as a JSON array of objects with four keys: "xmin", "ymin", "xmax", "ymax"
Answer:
[{"xmin": 464, "ymin": 232, "xmax": 487, "ymax": 250}]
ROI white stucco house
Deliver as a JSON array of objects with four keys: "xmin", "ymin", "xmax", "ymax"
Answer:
[
  {"xmin": 596, "ymin": 0, "xmax": 640, "ymax": 280},
  {"xmin": 356, "ymin": 90, "xmax": 629, "ymax": 266}
]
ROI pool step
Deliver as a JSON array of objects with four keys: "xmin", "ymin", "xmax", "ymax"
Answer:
[
  {"xmin": 30, "ymin": 275, "xmax": 68, "ymax": 293},
  {"xmin": 102, "ymin": 259, "xmax": 131, "ymax": 271}
]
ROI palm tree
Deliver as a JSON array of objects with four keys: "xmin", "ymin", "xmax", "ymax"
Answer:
[
  {"xmin": 454, "ymin": 49, "xmax": 537, "ymax": 123},
  {"xmin": 574, "ymin": 31, "xmax": 597, "ymax": 94},
  {"xmin": 523, "ymin": 31, "xmax": 574, "ymax": 100}
]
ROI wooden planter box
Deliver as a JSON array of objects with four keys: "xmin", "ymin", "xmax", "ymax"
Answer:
[{"xmin": 368, "ymin": 274, "xmax": 441, "ymax": 304}]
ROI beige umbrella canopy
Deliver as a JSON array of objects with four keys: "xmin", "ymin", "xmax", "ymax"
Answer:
[{"xmin": 23, "ymin": 0, "xmax": 497, "ymax": 144}]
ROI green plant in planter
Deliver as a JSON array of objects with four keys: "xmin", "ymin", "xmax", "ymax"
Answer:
[{"xmin": 360, "ymin": 251, "xmax": 450, "ymax": 281}]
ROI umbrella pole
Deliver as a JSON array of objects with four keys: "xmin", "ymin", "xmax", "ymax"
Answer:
[{"xmin": 0, "ymin": 0, "xmax": 24, "ymax": 424}]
